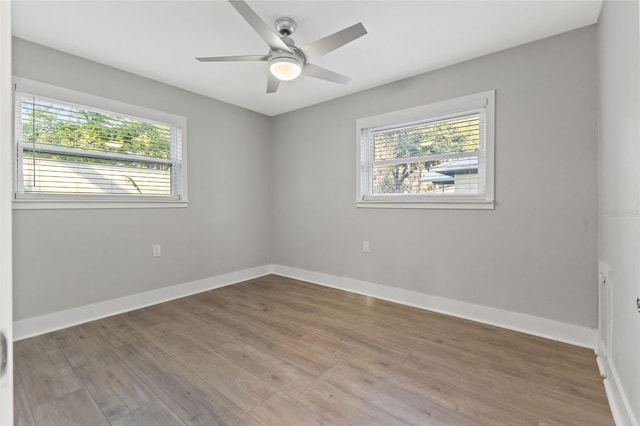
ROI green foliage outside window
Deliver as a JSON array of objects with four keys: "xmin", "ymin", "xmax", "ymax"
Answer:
[
  {"xmin": 20, "ymin": 98, "xmax": 171, "ymax": 162},
  {"xmin": 372, "ymin": 115, "xmax": 479, "ymax": 194}
]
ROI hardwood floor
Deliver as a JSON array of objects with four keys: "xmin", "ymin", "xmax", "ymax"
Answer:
[{"xmin": 14, "ymin": 275, "xmax": 613, "ymax": 426}]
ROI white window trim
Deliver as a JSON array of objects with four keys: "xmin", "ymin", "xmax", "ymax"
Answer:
[
  {"xmin": 12, "ymin": 77, "xmax": 188, "ymax": 210},
  {"xmin": 355, "ymin": 90, "xmax": 495, "ymax": 210}
]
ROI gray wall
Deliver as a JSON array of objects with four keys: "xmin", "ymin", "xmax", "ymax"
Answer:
[
  {"xmin": 597, "ymin": 0, "xmax": 640, "ymax": 422},
  {"xmin": 271, "ymin": 27, "xmax": 599, "ymax": 327},
  {"xmin": 12, "ymin": 38, "xmax": 272, "ymax": 321},
  {"xmin": 14, "ymin": 27, "xmax": 600, "ymax": 330}
]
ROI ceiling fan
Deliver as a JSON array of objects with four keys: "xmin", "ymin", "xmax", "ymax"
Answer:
[{"xmin": 196, "ymin": 0, "xmax": 367, "ymax": 94}]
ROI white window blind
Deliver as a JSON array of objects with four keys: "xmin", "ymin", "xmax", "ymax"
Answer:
[
  {"xmin": 14, "ymin": 79, "xmax": 187, "ymax": 207},
  {"xmin": 356, "ymin": 90, "xmax": 495, "ymax": 209}
]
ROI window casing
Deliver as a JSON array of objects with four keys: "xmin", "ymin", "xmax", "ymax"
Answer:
[
  {"xmin": 13, "ymin": 78, "xmax": 188, "ymax": 209},
  {"xmin": 356, "ymin": 90, "xmax": 495, "ymax": 209}
]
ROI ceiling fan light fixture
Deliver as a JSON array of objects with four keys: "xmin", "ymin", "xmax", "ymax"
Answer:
[
  {"xmin": 196, "ymin": 1, "xmax": 367, "ymax": 93},
  {"xmin": 269, "ymin": 57, "xmax": 302, "ymax": 81}
]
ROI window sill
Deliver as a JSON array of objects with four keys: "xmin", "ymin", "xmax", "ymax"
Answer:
[
  {"xmin": 356, "ymin": 199, "xmax": 495, "ymax": 210},
  {"xmin": 13, "ymin": 198, "xmax": 188, "ymax": 210}
]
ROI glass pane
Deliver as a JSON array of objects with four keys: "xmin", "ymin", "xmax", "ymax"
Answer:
[
  {"xmin": 371, "ymin": 157, "xmax": 479, "ymax": 195},
  {"xmin": 22, "ymin": 151, "xmax": 171, "ymax": 196},
  {"xmin": 19, "ymin": 95, "xmax": 172, "ymax": 159},
  {"xmin": 373, "ymin": 114, "xmax": 480, "ymax": 161}
]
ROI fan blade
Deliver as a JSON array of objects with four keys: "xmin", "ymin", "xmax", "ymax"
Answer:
[
  {"xmin": 196, "ymin": 55, "xmax": 268, "ymax": 62},
  {"xmin": 229, "ymin": 0, "xmax": 292, "ymax": 53},
  {"xmin": 267, "ymin": 73, "xmax": 281, "ymax": 93},
  {"xmin": 303, "ymin": 64, "xmax": 351, "ymax": 85},
  {"xmin": 301, "ymin": 23, "xmax": 367, "ymax": 62}
]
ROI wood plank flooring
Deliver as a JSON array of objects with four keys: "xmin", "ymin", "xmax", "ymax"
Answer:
[{"xmin": 14, "ymin": 275, "xmax": 614, "ymax": 426}]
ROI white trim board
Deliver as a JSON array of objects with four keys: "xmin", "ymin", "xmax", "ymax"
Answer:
[
  {"xmin": 603, "ymin": 362, "xmax": 639, "ymax": 426},
  {"xmin": 272, "ymin": 265, "xmax": 598, "ymax": 349},
  {"xmin": 596, "ymin": 339, "xmax": 639, "ymax": 426},
  {"xmin": 13, "ymin": 265, "xmax": 271, "ymax": 341}
]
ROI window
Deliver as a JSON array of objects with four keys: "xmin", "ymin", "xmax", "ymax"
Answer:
[
  {"xmin": 13, "ymin": 78, "xmax": 187, "ymax": 209},
  {"xmin": 356, "ymin": 90, "xmax": 495, "ymax": 209}
]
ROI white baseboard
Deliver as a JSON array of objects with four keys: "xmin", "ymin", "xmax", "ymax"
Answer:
[
  {"xmin": 13, "ymin": 265, "xmax": 271, "ymax": 341},
  {"xmin": 271, "ymin": 264, "xmax": 598, "ymax": 349},
  {"xmin": 14, "ymin": 263, "xmax": 598, "ymax": 351}
]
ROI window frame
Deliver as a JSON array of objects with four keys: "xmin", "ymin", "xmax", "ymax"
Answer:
[
  {"xmin": 356, "ymin": 90, "xmax": 495, "ymax": 210},
  {"xmin": 12, "ymin": 77, "xmax": 188, "ymax": 210}
]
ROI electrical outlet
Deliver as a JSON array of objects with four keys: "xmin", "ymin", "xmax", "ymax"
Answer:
[
  {"xmin": 152, "ymin": 244, "xmax": 161, "ymax": 258},
  {"xmin": 362, "ymin": 240, "xmax": 370, "ymax": 253}
]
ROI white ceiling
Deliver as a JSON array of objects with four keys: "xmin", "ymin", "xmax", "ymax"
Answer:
[{"xmin": 12, "ymin": 0, "xmax": 602, "ymax": 116}]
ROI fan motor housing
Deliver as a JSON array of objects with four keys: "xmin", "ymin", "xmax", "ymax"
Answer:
[
  {"xmin": 275, "ymin": 17, "xmax": 297, "ymax": 36},
  {"xmin": 269, "ymin": 45, "xmax": 306, "ymax": 65}
]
